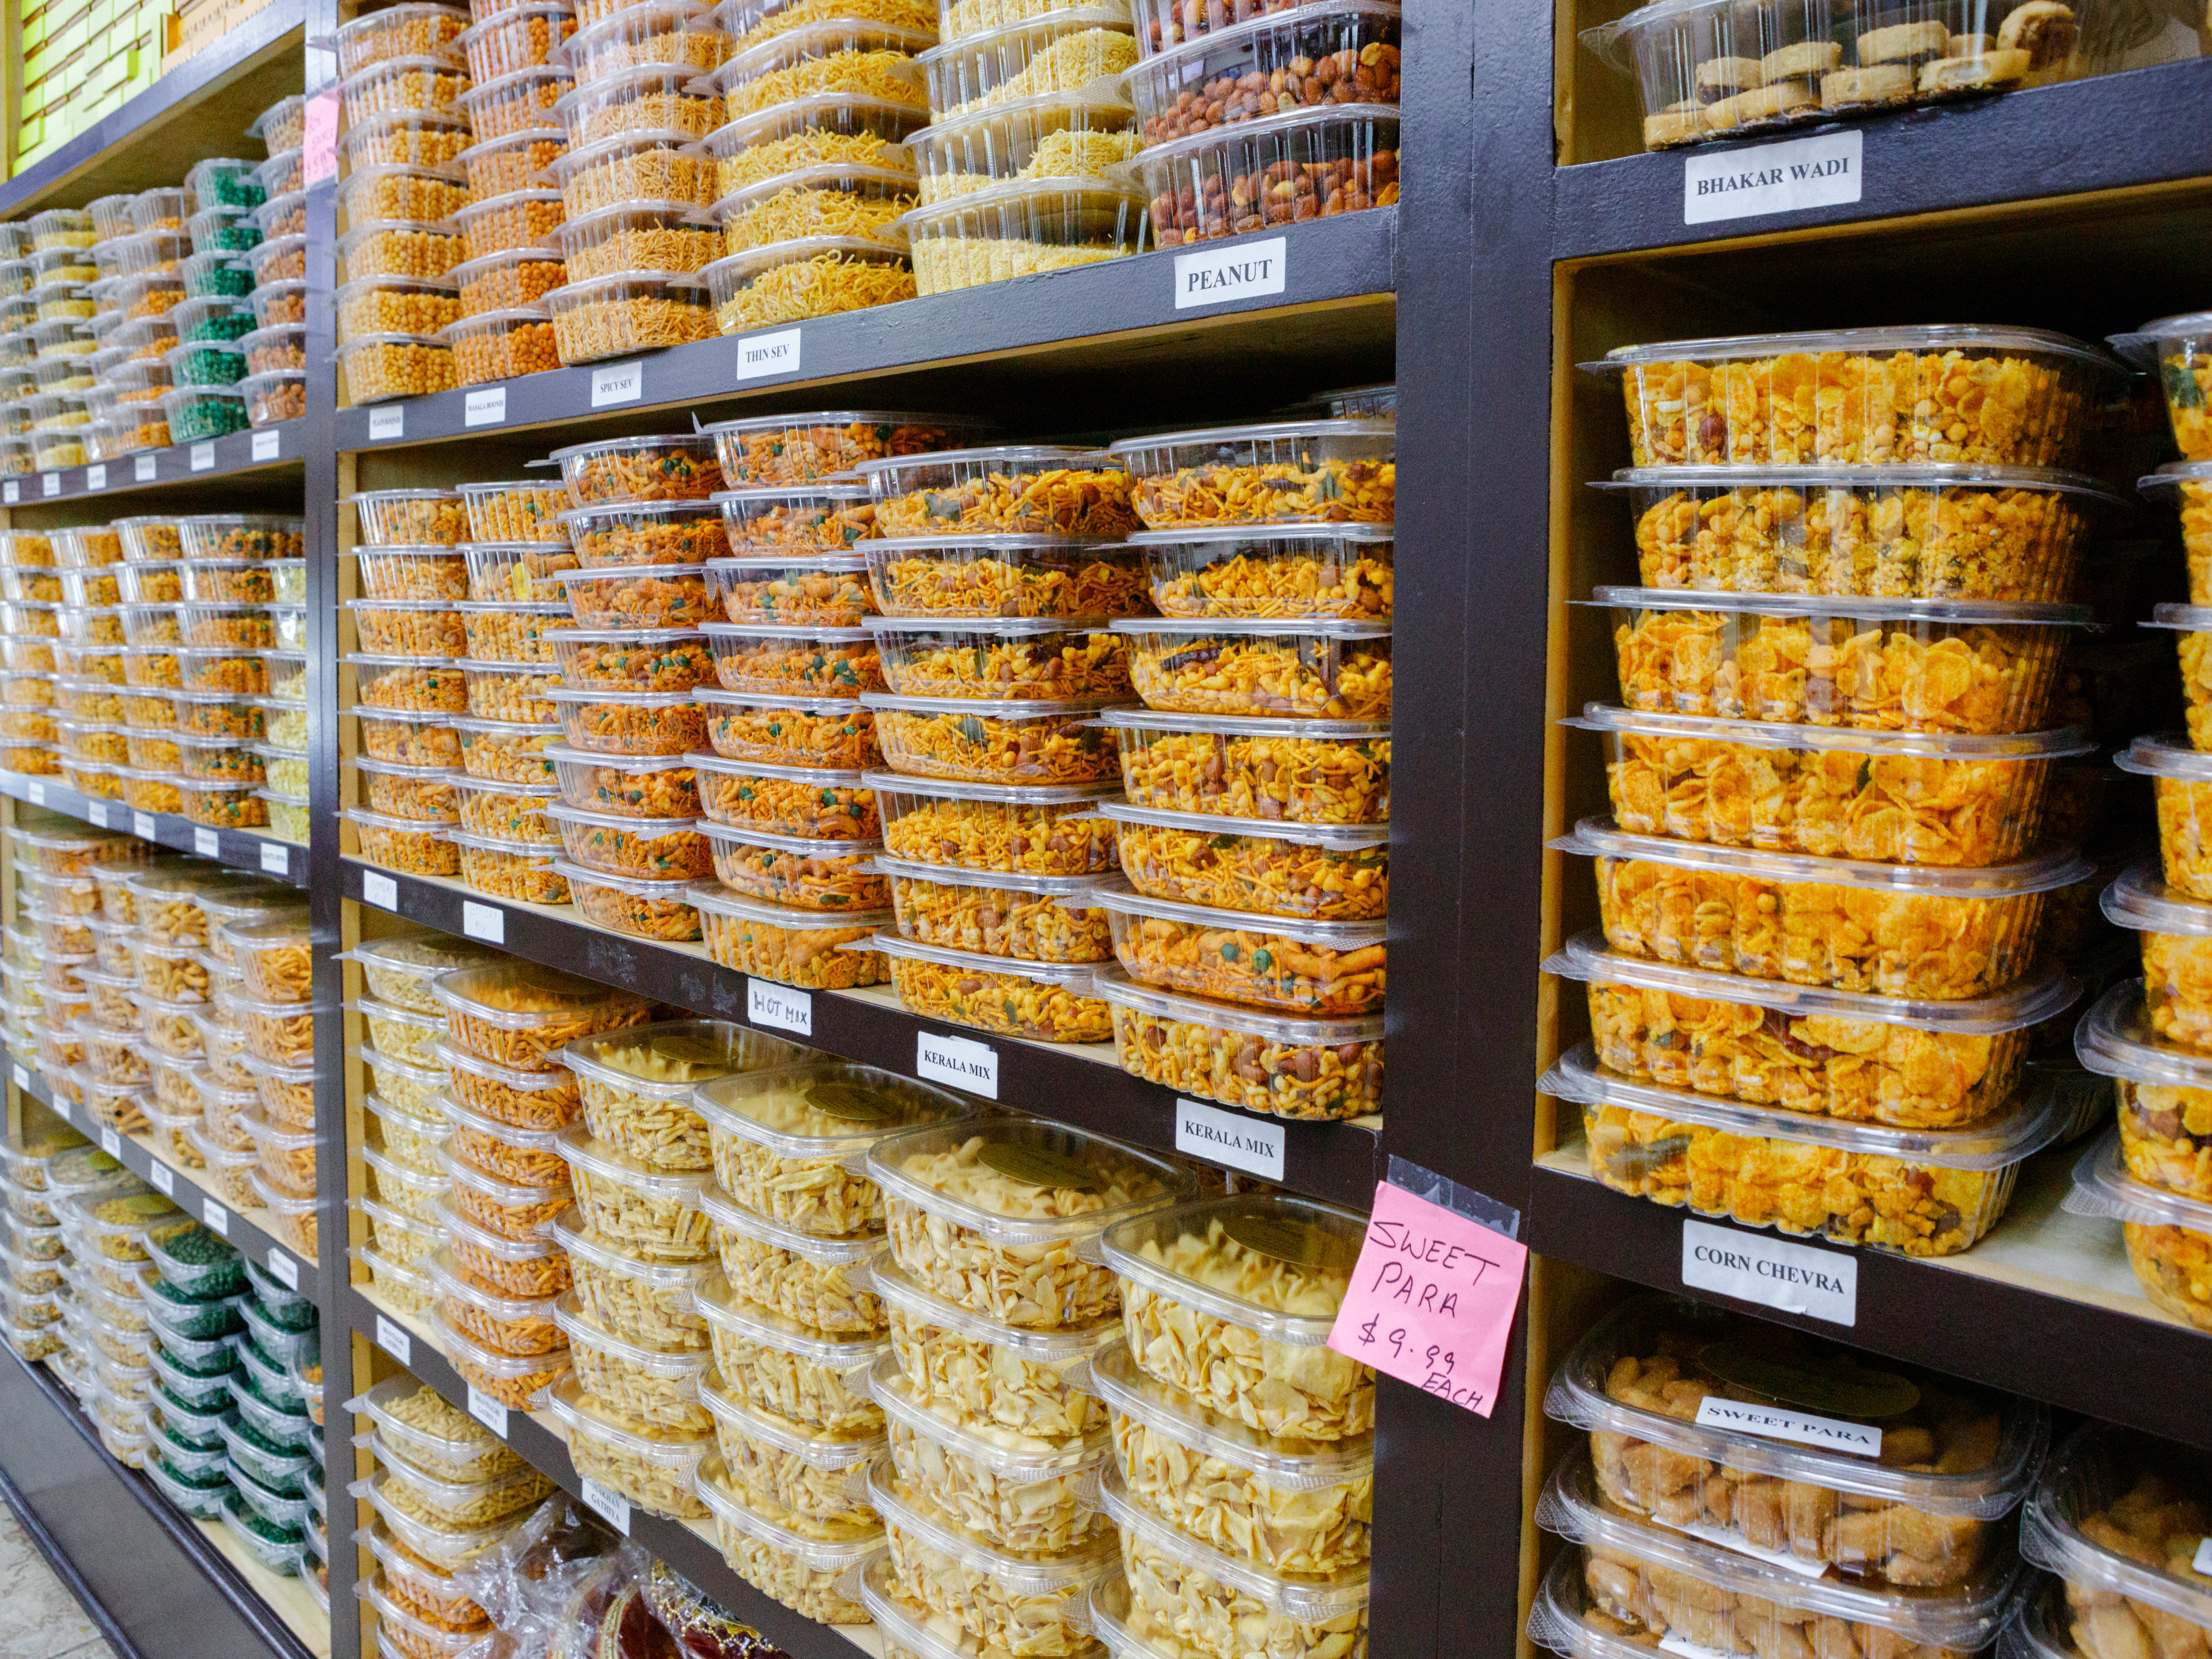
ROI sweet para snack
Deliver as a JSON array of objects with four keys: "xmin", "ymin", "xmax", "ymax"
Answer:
[
  {"xmin": 1545, "ymin": 1295, "xmax": 2046, "ymax": 1587},
  {"xmin": 695, "ymin": 1269, "xmax": 885, "ymax": 1436},
  {"xmin": 563, "ymin": 1018, "xmax": 801, "ymax": 1172},
  {"xmin": 700, "ymin": 1182, "xmax": 889, "ymax": 1334}
]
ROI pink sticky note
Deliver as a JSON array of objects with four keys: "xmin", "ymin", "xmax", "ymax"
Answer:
[
  {"xmin": 302, "ymin": 90, "xmax": 342, "ymax": 186},
  {"xmin": 1327, "ymin": 1179, "xmax": 1528, "ymax": 1417}
]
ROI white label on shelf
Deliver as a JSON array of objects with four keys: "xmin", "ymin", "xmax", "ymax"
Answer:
[
  {"xmin": 131, "ymin": 812, "xmax": 156, "ymax": 840},
  {"xmin": 50, "ymin": 1097, "xmax": 67, "ymax": 1121},
  {"xmin": 362, "ymin": 870, "xmax": 399, "ymax": 910},
  {"xmin": 134, "ymin": 454, "xmax": 157, "ymax": 482},
  {"xmin": 25, "ymin": 782, "xmax": 42, "ymax": 805},
  {"xmin": 748, "ymin": 979, "xmax": 812, "ymax": 1036},
  {"xmin": 265, "ymin": 1248, "xmax": 298, "ymax": 1290},
  {"xmin": 2194, "ymin": 1537, "xmax": 2212, "ymax": 1577},
  {"xmin": 39, "ymin": 474, "xmax": 57, "ymax": 497},
  {"xmin": 375, "ymin": 1313, "xmax": 411, "ymax": 1364},
  {"xmin": 85, "ymin": 464, "xmax": 105, "ymax": 490},
  {"xmin": 9, "ymin": 1065, "xmax": 25, "ymax": 1092},
  {"xmin": 1694, "ymin": 1396, "xmax": 1881, "ymax": 1457},
  {"xmin": 464, "ymin": 388, "xmax": 506, "ymax": 427},
  {"xmin": 2, "ymin": 483, "xmax": 17, "ymax": 503},
  {"xmin": 99, "ymin": 1128, "xmax": 121, "ymax": 1156},
  {"xmin": 1174, "ymin": 236, "xmax": 1287, "ymax": 310},
  {"xmin": 252, "ymin": 430, "xmax": 281, "ymax": 462},
  {"xmin": 917, "ymin": 1031, "xmax": 998, "ymax": 1099},
  {"xmin": 204, "ymin": 1199, "xmax": 229, "ymax": 1236},
  {"xmin": 369, "ymin": 406, "xmax": 405, "ymax": 441},
  {"xmin": 260, "ymin": 841, "xmax": 290, "ymax": 876},
  {"xmin": 736, "ymin": 327, "xmax": 801, "ymax": 380},
  {"xmin": 86, "ymin": 802, "xmax": 108, "ymax": 828},
  {"xmin": 580, "ymin": 1479, "xmax": 631, "ymax": 1535},
  {"xmin": 190, "ymin": 442, "xmax": 215, "ymax": 472},
  {"xmin": 192, "ymin": 828, "xmax": 219, "ymax": 857},
  {"xmin": 1660, "ymin": 1633, "xmax": 1752, "ymax": 1659},
  {"xmin": 148, "ymin": 1161, "xmax": 174, "ymax": 1195},
  {"xmin": 1681, "ymin": 1219, "xmax": 1857, "ymax": 1326},
  {"xmin": 1174, "ymin": 1099, "xmax": 1284, "ymax": 1181},
  {"xmin": 591, "ymin": 360, "xmax": 643, "ymax": 407},
  {"xmin": 1683, "ymin": 130, "xmax": 1862, "ymax": 225},
  {"xmin": 461, "ymin": 900, "xmax": 505, "ymax": 944},
  {"xmin": 466, "ymin": 1385, "xmax": 509, "ymax": 1437}
]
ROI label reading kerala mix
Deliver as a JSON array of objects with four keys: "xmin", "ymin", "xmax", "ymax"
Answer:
[
  {"xmin": 1683, "ymin": 130, "xmax": 1862, "ymax": 225},
  {"xmin": 1175, "ymin": 236, "xmax": 1287, "ymax": 309},
  {"xmin": 918, "ymin": 1031, "xmax": 997, "ymax": 1098},
  {"xmin": 748, "ymin": 979, "xmax": 812, "ymax": 1036},
  {"xmin": 1681, "ymin": 1219, "xmax": 1857, "ymax": 1325},
  {"xmin": 1175, "ymin": 1099, "xmax": 1284, "ymax": 1181}
]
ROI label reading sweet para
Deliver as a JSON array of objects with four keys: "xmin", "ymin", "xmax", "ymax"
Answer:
[
  {"xmin": 736, "ymin": 327, "xmax": 800, "ymax": 381},
  {"xmin": 302, "ymin": 89, "xmax": 340, "ymax": 185},
  {"xmin": 369, "ymin": 406, "xmax": 404, "ymax": 441},
  {"xmin": 252, "ymin": 430, "xmax": 281, "ymax": 462},
  {"xmin": 86, "ymin": 464, "xmax": 105, "ymax": 490},
  {"xmin": 131, "ymin": 812, "xmax": 156, "ymax": 840},
  {"xmin": 362, "ymin": 871, "xmax": 398, "ymax": 910},
  {"xmin": 591, "ymin": 361, "xmax": 642, "ymax": 407},
  {"xmin": 193, "ymin": 828, "xmax": 219, "ymax": 857},
  {"xmin": 1683, "ymin": 130, "xmax": 1862, "ymax": 225},
  {"xmin": 461, "ymin": 901, "xmax": 504, "ymax": 944},
  {"xmin": 1176, "ymin": 1099, "xmax": 1285, "ymax": 1181},
  {"xmin": 1175, "ymin": 236, "xmax": 1287, "ymax": 310},
  {"xmin": 1681, "ymin": 1219, "xmax": 1857, "ymax": 1325},
  {"xmin": 134, "ymin": 455, "xmax": 156, "ymax": 482},
  {"xmin": 266, "ymin": 1249, "xmax": 298, "ymax": 1290},
  {"xmin": 581, "ymin": 1479, "xmax": 631, "ymax": 1534},
  {"xmin": 148, "ymin": 1162, "xmax": 173, "ymax": 1195},
  {"xmin": 464, "ymin": 388, "xmax": 506, "ymax": 427},
  {"xmin": 204, "ymin": 1199, "xmax": 229, "ymax": 1236},
  {"xmin": 467, "ymin": 1385, "xmax": 508, "ymax": 1437},
  {"xmin": 260, "ymin": 842, "xmax": 290, "ymax": 876},
  {"xmin": 1693, "ymin": 1395, "xmax": 1882, "ymax": 1457},
  {"xmin": 748, "ymin": 978, "xmax": 811, "ymax": 1036},
  {"xmin": 374, "ymin": 1313, "xmax": 410, "ymax": 1363},
  {"xmin": 190, "ymin": 442, "xmax": 215, "ymax": 472},
  {"xmin": 917, "ymin": 1031, "xmax": 998, "ymax": 1098}
]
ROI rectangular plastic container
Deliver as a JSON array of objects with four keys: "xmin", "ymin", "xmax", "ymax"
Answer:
[{"xmin": 2020, "ymin": 1421, "xmax": 2212, "ymax": 1654}]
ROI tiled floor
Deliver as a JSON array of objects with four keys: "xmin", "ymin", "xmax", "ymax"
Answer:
[{"xmin": 0, "ymin": 1503, "xmax": 118, "ymax": 1659}]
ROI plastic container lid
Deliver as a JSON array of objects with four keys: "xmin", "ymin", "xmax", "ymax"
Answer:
[
  {"xmin": 1587, "ymin": 585, "xmax": 2092, "ymax": 628},
  {"xmin": 867, "ymin": 1346, "xmax": 1092, "ymax": 1479},
  {"xmin": 694, "ymin": 1451, "xmax": 883, "ymax": 1568},
  {"xmin": 692, "ymin": 1267, "xmax": 884, "ymax": 1370},
  {"xmin": 430, "ymin": 961, "xmax": 649, "ymax": 1033},
  {"xmin": 865, "ymin": 1116, "xmax": 1193, "ymax": 1249},
  {"xmin": 865, "ymin": 1450, "xmax": 1116, "ymax": 1581},
  {"xmin": 1554, "ymin": 816, "xmax": 2091, "ymax": 898},
  {"xmin": 690, "ymin": 1057, "xmax": 976, "ymax": 1168},
  {"xmin": 1541, "ymin": 1292, "xmax": 2047, "ymax": 1516},
  {"xmin": 2020, "ymin": 1419, "xmax": 2212, "ymax": 1637},
  {"xmin": 1096, "ymin": 1459, "xmax": 1369, "ymax": 1624},
  {"xmin": 1592, "ymin": 326, "xmax": 2124, "ymax": 377},
  {"xmin": 1098, "ymin": 1192, "xmax": 1362, "ymax": 1349},
  {"xmin": 2074, "ymin": 976, "xmax": 2212, "ymax": 1094},
  {"xmin": 1535, "ymin": 1447, "xmax": 2020, "ymax": 1652},
  {"xmin": 548, "ymin": 1205, "xmax": 718, "ymax": 1293},
  {"xmin": 703, "ymin": 1355, "xmax": 881, "ymax": 1468},
  {"xmin": 2065, "ymin": 1127, "xmax": 2212, "ymax": 1234},
  {"xmin": 544, "ymin": 1370, "xmax": 711, "ymax": 1468},
  {"xmin": 694, "ymin": 1183, "xmax": 891, "ymax": 1271}
]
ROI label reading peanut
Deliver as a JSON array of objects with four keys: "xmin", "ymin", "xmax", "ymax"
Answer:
[{"xmin": 1174, "ymin": 236, "xmax": 1287, "ymax": 310}]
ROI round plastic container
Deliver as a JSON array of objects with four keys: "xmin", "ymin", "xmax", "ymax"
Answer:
[
  {"xmin": 550, "ymin": 200, "xmax": 721, "ymax": 282},
  {"xmin": 898, "ymin": 177, "xmax": 1142, "ymax": 296},
  {"xmin": 454, "ymin": 66, "xmax": 578, "ymax": 143},
  {"xmin": 698, "ymin": 234, "xmax": 914, "ymax": 332},
  {"xmin": 555, "ymin": 63, "xmax": 728, "ymax": 148}
]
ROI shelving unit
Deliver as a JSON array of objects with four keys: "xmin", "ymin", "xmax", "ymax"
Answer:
[{"xmin": 0, "ymin": 0, "xmax": 2206, "ymax": 1652}]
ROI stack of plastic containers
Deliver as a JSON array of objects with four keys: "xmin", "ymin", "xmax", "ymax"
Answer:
[
  {"xmin": 0, "ymin": 531, "xmax": 62, "ymax": 777},
  {"xmin": 228, "ymin": 909, "xmax": 324, "ymax": 1257},
  {"xmin": 420, "ymin": 957, "xmax": 647, "ymax": 1408},
  {"xmin": 1551, "ymin": 325, "xmax": 2130, "ymax": 1260},
  {"xmin": 1112, "ymin": 0, "xmax": 1400, "ymax": 248},
  {"xmin": 244, "ymin": 90, "xmax": 312, "ymax": 420},
  {"xmin": 2065, "ymin": 308, "xmax": 2212, "ymax": 1332},
  {"xmin": 205, "ymin": 1252, "xmax": 324, "ymax": 1584},
  {"xmin": 690, "ymin": 0, "xmax": 933, "ymax": 330},
  {"xmin": 850, "ymin": 1116, "xmax": 1187, "ymax": 1643},
  {"xmin": 0, "ymin": 221, "xmax": 36, "ymax": 476},
  {"xmin": 889, "ymin": 0, "xmax": 1142, "ymax": 295},
  {"xmin": 804, "ymin": 438, "xmax": 1134, "ymax": 1031},
  {"xmin": 675, "ymin": 1056, "xmax": 946, "ymax": 1612},
  {"xmin": 333, "ymin": 2, "xmax": 477, "ymax": 404},
  {"xmin": 346, "ymin": 1377, "xmax": 555, "ymax": 1637},
  {"xmin": 1529, "ymin": 1295, "xmax": 2037, "ymax": 1659},
  {"xmin": 62, "ymin": 1171, "xmax": 190, "ymax": 1471},
  {"xmin": 25, "ymin": 1135, "xmax": 138, "ymax": 1415},
  {"xmin": 0, "ymin": 1126, "xmax": 100, "ymax": 1373},
  {"xmin": 337, "ymin": 929, "xmax": 502, "ymax": 1317},
  {"xmin": 522, "ymin": 1020, "xmax": 789, "ymax": 1526},
  {"xmin": 18, "ymin": 209, "xmax": 94, "ymax": 472}
]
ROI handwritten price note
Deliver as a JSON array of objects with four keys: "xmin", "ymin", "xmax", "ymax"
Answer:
[{"xmin": 1327, "ymin": 1179, "xmax": 1527, "ymax": 1416}]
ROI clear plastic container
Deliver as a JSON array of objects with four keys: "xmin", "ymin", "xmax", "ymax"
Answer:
[
  {"xmin": 545, "ymin": 268, "xmax": 715, "ymax": 363},
  {"xmin": 699, "ymin": 17, "xmax": 927, "ymax": 117},
  {"xmin": 457, "ymin": 2, "xmax": 578, "ymax": 79},
  {"xmin": 2020, "ymin": 1421, "xmax": 2212, "ymax": 1658},
  {"xmin": 1080, "ymin": 877, "xmax": 1383, "ymax": 1016},
  {"xmin": 693, "ymin": 1267, "xmax": 884, "ymax": 1434},
  {"xmin": 709, "ymin": 161, "xmax": 918, "ymax": 254},
  {"xmin": 697, "ymin": 552, "xmax": 872, "ymax": 626},
  {"xmin": 337, "ymin": 332, "xmax": 456, "ymax": 403},
  {"xmin": 461, "ymin": 539, "xmax": 577, "ymax": 604},
  {"xmin": 455, "ymin": 65, "xmax": 579, "ymax": 143},
  {"xmin": 431, "ymin": 961, "xmax": 650, "ymax": 1074},
  {"xmin": 1545, "ymin": 1294, "xmax": 2048, "ymax": 1585},
  {"xmin": 561, "ymin": 1018, "xmax": 800, "ymax": 1171},
  {"xmin": 448, "ymin": 245, "xmax": 570, "ymax": 316},
  {"xmin": 2064, "ymin": 1131, "xmax": 2212, "ymax": 1332},
  {"xmin": 551, "ymin": 200, "xmax": 721, "ymax": 282},
  {"xmin": 335, "ymin": 220, "xmax": 464, "ymax": 285},
  {"xmin": 1596, "ymin": 329, "xmax": 2121, "ymax": 469},
  {"xmin": 698, "ymin": 1359, "xmax": 881, "ymax": 1527},
  {"xmin": 918, "ymin": 6, "xmax": 1133, "ymax": 108},
  {"xmin": 1548, "ymin": 925, "xmax": 2073, "ymax": 1127},
  {"xmin": 453, "ymin": 715, "xmax": 560, "ymax": 783},
  {"xmin": 2076, "ymin": 977, "xmax": 2212, "ymax": 1202},
  {"xmin": 1558, "ymin": 815, "xmax": 2085, "ymax": 1001},
  {"xmin": 559, "ymin": 0, "xmax": 730, "ymax": 80},
  {"xmin": 545, "ymin": 745, "xmax": 699, "ymax": 820},
  {"xmin": 867, "ymin": 770, "xmax": 1114, "ymax": 873},
  {"xmin": 1549, "ymin": 1039, "xmax": 2071, "ymax": 1253},
  {"xmin": 699, "ymin": 821, "xmax": 888, "ymax": 911},
  {"xmin": 702, "ymin": 234, "xmax": 917, "ymax": 331},
  {"xmin": 549, "ymin": 131, "xmax": 719, "ymax": 215},
  {"xmin": 899, "ymin": 177, "xmax": 1143, "ymax": 296},
  {"xmin": 563, "ymin": 500, "xmax": 730, "ymax": 569},
  {"xmin": 1596, "ymin": 586, "xmax": 2084, "ymax": 735},
  {"xmin": 553, "ymin": 1206, "xmax": 715, "ymax": 1349},
  {"xmin": 340, "ymin": 56, "xmax": 472, "ymax": 126},
  {"xmin": 700, "ymin": 622, "xmax": 877, "ymax": 697},
  {"xmin": 335, "ymin": 278, "xmax": 462, "ymax": 346},
  {"xmin": 556, "ymin": 63, "xmax": 728, "ymax": 148},
  {"xmin": 2118, "ymin": 733, "xmax": 2212, "ymax": 903},
  {"xmin": 1571, "ymin": 703, "xmax": 2089, "ymax": 868},
  {"xmin": 544, "ymin": 686, "xmax": 709, "ymax": 757},
  {"xmin": 694, "ymin": 1452, "xmax": 880, "ymax": 1621},
  {"xmin": 547, "ymin": 1371, "xmax": 712, "ymax": 1517},
  {"xmin": 549, "ymin": 431, "xmax": 724, "ymax": 503},
  {"xmin": 853, "ymin": 445, "xmax": 1135, "ymax": 539},
  {"xmin": 556, "ymin": 1292, "xmax": 710, "ymax": 1432}
]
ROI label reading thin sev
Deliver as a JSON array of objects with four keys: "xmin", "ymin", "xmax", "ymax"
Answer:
[
  {"xmin": 580, "ymin": 1479, "xmax": 631, "ymax": 1534},
  {"xmin": 375, "ymin": 1314, "xmax": 411, "ymax": 1364},
  {"xmin": 467, "ymin": 1385, "xmax": 509, "ymax": 1437},
  {"xmin": 148, "ymin": 1162, "xmax": 174, "ymax": 1195},
  {"xmin": 204, "ymin": 1199, "xmax": 229, "ymax": 1236},
  {"xmin": 736, "ymin": 327, "xmax": 800, "ymax": 380},
  {"xmin": 918, "ymin": 1031, "xmax": 997, "ymax": 1099},
  {"xmin": 749, "ymin": 979, "xmax": 811, "ymax": 1036}
]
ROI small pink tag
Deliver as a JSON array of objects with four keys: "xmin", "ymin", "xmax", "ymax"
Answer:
[
  {"xmin": 302, "ymin": 89, "xmax": 342, "ymax": 185},
  {"xmin": 1327, "ymin": 1180, "xmax": 1528, "ymax": 1417}
]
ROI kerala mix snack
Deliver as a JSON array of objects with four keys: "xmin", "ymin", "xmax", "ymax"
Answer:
[
  {"xmin": 696, "ymin": 1267, "xmax": 886, "ymax": 1436},
  {"xmin": 876, "ymin": 933, "xmax": 1113, "ymax": 1040},
  {"xmin": 853, "ymin": 446, "xmax": 1142, "ymax": 539},
  {"xmin": 1104, "ymin": 798, "xmax": 1388, "ymax": 921},
  {"xmin": 703, "ymin": 554, "xmax": 875, "ymax": 625},
  {"xmin": 702, "ymin": 822, "xmax": 889, "ymax": 910},
  {"xmin": 879, "ymin": 858, "xmax": 1112, "ymax": 961},
  {"xmin": 1109, "ymin": 419, "xmax": 1395, "ymax": 528},
  {"xmin": 1115, "ymin": 618, "xmax": 1391, "ymax": 720},
  {"xmin": 873, "ymin": 775, "xmax": 1119, "ymax": 873}
]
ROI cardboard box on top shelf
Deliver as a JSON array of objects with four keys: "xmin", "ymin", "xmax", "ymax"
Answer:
[{"xmin": 164, "ymin": 0, "xmax": 226, "ymax": 68}]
